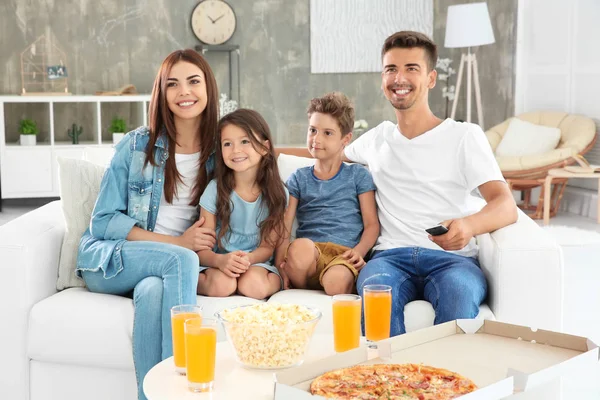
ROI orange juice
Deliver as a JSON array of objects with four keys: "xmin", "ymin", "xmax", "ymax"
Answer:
[
  {"xmin": 332, "ymin": 296, "xmax": 361, "ymax": 352},
  {"xmin": 172, "ymin": 312, "xmax": 202, "ymax": 371},
  {"xmin": 185, "ymin": 320, "xmax": 217, "ymax": 391},
  {"xmin": 364, "ymin": 289, "xmax": 392, "ymax": 341}
]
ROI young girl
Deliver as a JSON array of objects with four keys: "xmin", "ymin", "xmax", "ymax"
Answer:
[
  {"xmin": 196, "ymin": 109, "xmax": 288, "ymax": 300},
  {"xmin": 77, "ymin": 49, "xmax": 219, "ymax": 400}
]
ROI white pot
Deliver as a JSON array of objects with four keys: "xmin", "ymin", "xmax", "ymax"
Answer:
[
  {"xmin": 112, "ymin": 133, "xmax": 125, "ymax": 144},
  {"xmin": 20, "ymin": 134, "xmax": 36, "ymax": 146}
]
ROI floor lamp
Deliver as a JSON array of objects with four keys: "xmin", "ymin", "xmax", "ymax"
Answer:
[{"xmin": 444, "ymin": 2, "xmax": 495, "ymax": 128}]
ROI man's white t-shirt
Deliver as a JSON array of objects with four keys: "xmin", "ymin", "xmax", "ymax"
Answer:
[
  {"xmin": 344, "ymin": 119, "xmax": 504, "ymax": 258},
  {"xmin": 154, "ymin": 152, "xmax": 200, "ymax": 236}
]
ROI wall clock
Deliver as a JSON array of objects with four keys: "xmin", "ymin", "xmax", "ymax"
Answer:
[{"xmin": 191, "ymin": 0, "xmax": 237, "ymax": 45}]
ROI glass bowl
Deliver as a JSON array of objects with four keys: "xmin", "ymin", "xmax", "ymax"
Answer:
[{"xmin": 215, "ymin": 303, "xmax": 322, "ymax": 370}]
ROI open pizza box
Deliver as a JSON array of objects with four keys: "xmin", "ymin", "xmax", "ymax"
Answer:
[{"xmin": 273, "ymin": 319, "xmax": 599, "ymax": 399}]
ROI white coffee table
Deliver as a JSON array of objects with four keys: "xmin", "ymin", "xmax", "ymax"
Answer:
[{"xmin": 143, "ymin": 333, "xmax": 340, "ymax": 400}]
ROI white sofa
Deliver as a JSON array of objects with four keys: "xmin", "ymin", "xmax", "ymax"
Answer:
[{"xmin": 0, "ymin": 153, "xmax": 563, "ymax": 400}]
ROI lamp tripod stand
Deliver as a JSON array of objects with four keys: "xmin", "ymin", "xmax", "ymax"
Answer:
[{"xmin": 449, "ymin": 47, "xmax": 484, "ymax": 128}]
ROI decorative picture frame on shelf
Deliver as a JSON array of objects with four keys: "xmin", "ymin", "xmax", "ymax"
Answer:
[{"xmin": 21, "ymin": 34, "xmax": 71, "ymax": 96}]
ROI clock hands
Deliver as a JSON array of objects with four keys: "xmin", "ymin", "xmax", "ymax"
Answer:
[{"xmin": 206, "ymin": 14, "xmax": 224, "ymax": 24}]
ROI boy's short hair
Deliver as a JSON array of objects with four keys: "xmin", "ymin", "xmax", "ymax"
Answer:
[
  {"xmin": 381, "ymin": 31, "xmax": 438, "ymax": 72},
  {"xmin": 307, "ymin": 92, "xmax": 355, "ymax": 136}
]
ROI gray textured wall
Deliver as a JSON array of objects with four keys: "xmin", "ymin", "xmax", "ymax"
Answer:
[
  {"xmin": 0, "ymin": 0, "xmax": 517, "ymax": 144},
  {"xmin": 432, "ymin": 0, "xmax": 518, "ymax": 129}
]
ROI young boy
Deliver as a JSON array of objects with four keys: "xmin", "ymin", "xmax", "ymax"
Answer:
[{"xmin": 275, "ymin": 92, "xmax": 379, "ymax": 295}]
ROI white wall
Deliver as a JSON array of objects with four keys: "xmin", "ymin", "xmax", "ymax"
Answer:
[{"xmin": 515, "ymin": 0, "xmax": 600, "ymax": 190}]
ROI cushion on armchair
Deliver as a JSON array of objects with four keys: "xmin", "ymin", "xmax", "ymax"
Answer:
[{"xmin": 495, "ymin": 118, "xmax": 561, "ymax": 157}]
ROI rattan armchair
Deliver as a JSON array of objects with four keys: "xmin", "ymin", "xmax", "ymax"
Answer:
[{"xmin": 485, "ymin": 111, "xmax": 597, "ymax": 219}]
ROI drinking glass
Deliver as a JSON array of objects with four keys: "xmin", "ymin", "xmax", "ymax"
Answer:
[
  {"xmin": 171, "ymin": 304, "xmax": 202, "ymax": 374},
  {"xmin": 332, "ymin": 294, "xmax": 362, "ymax": 352},
  {"xmin": 363, "ymin": 285, "xmax": 392, "ymax": 342},
  {"xmin": 185, "ymin": 317, "xmax": 218, "ymax": 393}
]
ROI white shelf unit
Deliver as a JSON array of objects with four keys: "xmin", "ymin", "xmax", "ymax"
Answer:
[{"xmin": 0, "ymin": 95, "xmax": 151, "ymax": 199}]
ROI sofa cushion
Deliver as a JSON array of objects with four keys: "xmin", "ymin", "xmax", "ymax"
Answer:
[
  {"xmin": 404, "ymin": 300, "xmax": 494, "ymax": 332},
  {"xmin": 56, "ymin": 157, "xmax": 106, "ymax": 290},
  {"xmin": 27, "ymin": 288, "xmax": 264, "ymax": 368},
  {"xmin": 28, "ymin": 288, "xmax": 134, "ymax": 369},
  {"xmin": 278, "ymin": 153, "xmax": 315, "ymax": 182}
]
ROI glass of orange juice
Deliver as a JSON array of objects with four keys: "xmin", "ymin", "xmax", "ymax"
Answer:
[
  {"xmin": 332, "ymin": 294, "xmax": 362, "ymax": 352},
  {"xmin": 185, "ymin": 317, "xmax": 217, "ymax": 393},
  {"xmin": 364, "ymin": 285, "xmax": 392, "ymax": 342},
  {"xmin": 171, "ymin": 305, "xmax": 202, "ymax": 374}
]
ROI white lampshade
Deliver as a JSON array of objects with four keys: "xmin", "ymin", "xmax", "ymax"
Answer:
[{"xmin": 444, "ymin": 2, "xmax": 495, "ymax": 48}]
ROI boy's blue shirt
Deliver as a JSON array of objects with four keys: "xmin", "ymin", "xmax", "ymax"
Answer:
[
  {"xmin": 77, "ymin": 126, "xmax": 214, "ymax": 278},
  {"xmin": 286, "ymin": 162, "xmax": 376, "ymax": 249}
]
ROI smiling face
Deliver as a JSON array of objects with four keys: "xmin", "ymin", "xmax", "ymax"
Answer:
[
  {"xmin": 165, "ymin": 61, "xmax": 208, "ymax": 123},
  {"xmin": 220, "ymin": 124, "xmax": 268, "ymax": 174},
  {"xmin": 307, "ymin": 112, "xmax": 351, "ymax": 160},
  {"xmin": 381, "ymin": 47, "xmax": 437, "ymax": 111}
]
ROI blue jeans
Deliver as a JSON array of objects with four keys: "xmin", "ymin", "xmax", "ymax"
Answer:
[
  {"xmin": 356, "ymin": 247, "xmax": 487, "ymax": 337},
  {"xmin": 81, "ymin": 241, "xmax": 199, "ymax": 400}
]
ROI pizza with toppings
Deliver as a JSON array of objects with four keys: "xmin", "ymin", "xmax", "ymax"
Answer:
[{"xmin": 309, "ymin": 363, "xmax": 477, "ymax": 399}]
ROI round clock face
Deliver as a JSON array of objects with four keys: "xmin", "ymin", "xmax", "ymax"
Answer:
[{"xmin": 191, "ymin": 0, "xmax": 236, "ymax": 45}]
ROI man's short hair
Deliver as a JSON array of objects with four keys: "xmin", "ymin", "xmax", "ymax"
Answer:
[
  {"xmin": 307, "ymin": 92, "xmax": 355, "ymax": 136},
  {"xmin": 381, "ymin": 31, "xmax": 438, "ymax": 72}
]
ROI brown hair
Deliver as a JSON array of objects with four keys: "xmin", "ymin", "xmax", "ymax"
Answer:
[
  {"xmin": 145, "ymin": 49, "xmax": 219, "ymax": 205},
  {"xmin": 381, "ymin": 31, "xmax": 438, "ymax": 72},
  {"xmin": 215, "ymin": 109, "xmax": 287, "ymax": 250},
  {"xmin": 306, "ymin": 92, "xmax": 355, "ymax": 136}
]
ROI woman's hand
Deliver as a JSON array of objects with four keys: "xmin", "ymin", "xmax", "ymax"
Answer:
[
  {"xmin": 218, "ymin": 250, "xmax": 251, "ymax": 278},
  {"xmin": 178, "ymin": 217, "xmax": 216, "ymax": 251}
]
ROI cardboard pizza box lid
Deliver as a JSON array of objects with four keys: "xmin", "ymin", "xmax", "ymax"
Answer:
[{"xmin": 274, "ymin": 319, "xmax": 598, "ymax": 399}]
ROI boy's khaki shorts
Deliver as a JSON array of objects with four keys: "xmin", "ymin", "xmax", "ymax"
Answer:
[{"xmin": 286, "ymin": 241, "xmax": 359, "ymax": 290}]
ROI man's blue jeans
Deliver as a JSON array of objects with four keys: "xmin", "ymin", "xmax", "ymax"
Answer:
[
  {"xmin": 81, "ymin": 241, "xmax": 199, "ymax": 400},
  {"xmin": 357, "ymin": 247, "xmax": 487, "ymax": 337}
]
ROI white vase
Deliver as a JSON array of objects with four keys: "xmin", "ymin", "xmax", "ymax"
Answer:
[
  {"xmin": 112, "ymin": 133, "xmax": 125, "ymax": 145},
  {"xmin": 20, "ymin": 134, "xmax": 36, "ymax": 146}
]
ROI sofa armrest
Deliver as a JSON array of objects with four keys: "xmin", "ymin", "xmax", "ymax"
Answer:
[
  {"xmin": 477, "ymin": 209, "xmax": 563, "ymax": 332},
  {"xmin": 0, "ymin": 200, "xmax": 65, "ymax": 400}
]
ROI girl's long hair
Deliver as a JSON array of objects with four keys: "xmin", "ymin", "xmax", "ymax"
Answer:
[
  {"xmin": 215, "ymin": 109, "xmax": 287, "ymax": 250},
  {"xmin": 145, "ymin": 49, "xmax": 219, "ymax": 204}
]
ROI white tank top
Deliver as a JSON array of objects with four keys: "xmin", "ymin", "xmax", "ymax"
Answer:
[{"xmin": 153, "ymin": 152, "xmax": 200, "ymax": 236}]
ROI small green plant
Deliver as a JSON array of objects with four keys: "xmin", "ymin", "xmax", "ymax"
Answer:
[
  {"xmin": 19, "ymin": 119, "xmax": 39, "ymax": 135},
  {"xmin": 109, "ymin": 117, "xmax": 127, "ymax": 134},
  {"xmin": 68, "ymin": 123, "xmax": 83, "ymax": 144}
]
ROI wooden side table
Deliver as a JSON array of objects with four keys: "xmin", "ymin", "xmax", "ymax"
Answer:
[{"xmin": 543, "ymin": 168, "xmax": 600, "ymax": 225}]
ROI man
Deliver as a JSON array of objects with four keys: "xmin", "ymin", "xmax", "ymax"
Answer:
[{"xmin": 344, "ymin": 31, "xmax": 518, "ymax": 336}]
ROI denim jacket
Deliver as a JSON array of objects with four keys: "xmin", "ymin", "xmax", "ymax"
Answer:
[{"xmin": 77, "ymin": 126, "xmax": 213, "ymax": 278}]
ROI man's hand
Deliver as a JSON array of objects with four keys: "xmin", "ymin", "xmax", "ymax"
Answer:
[
  {"xmin": 178, "ymin": 217, "xmax": 216, "ymax": 251},
  {"xmin": 218, "ymin": 250, "xmax": 250, "ymax": 278},
  {"xmin": 278, "ymin": 261, "xmax": 292, "ymax": 290},
  {"xmin": 341, "ymin": 248, "xmax": 366, "ymax": 271},
  {"xmin": 428, "ymin": 218, "xmax": 474, "ymax": 251}
]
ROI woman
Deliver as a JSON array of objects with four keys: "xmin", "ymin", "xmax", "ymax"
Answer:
[{"xmin": 77, "ymin": 49, "xmax": 219, "ymax": 400}]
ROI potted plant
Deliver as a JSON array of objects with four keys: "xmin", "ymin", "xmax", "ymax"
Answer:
[
  {"xmin": 19, "ymin": 118, "xmax": 38, "ymax": 146},
  {"xmin": 109, "ymin": 117, "xmax": 127, "ymax": 144}
]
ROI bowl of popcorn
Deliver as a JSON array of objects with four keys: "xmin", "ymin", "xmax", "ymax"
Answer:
[{"xmin": 215, "ymin": 302, "xmax": 322, "ymax": 370}]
